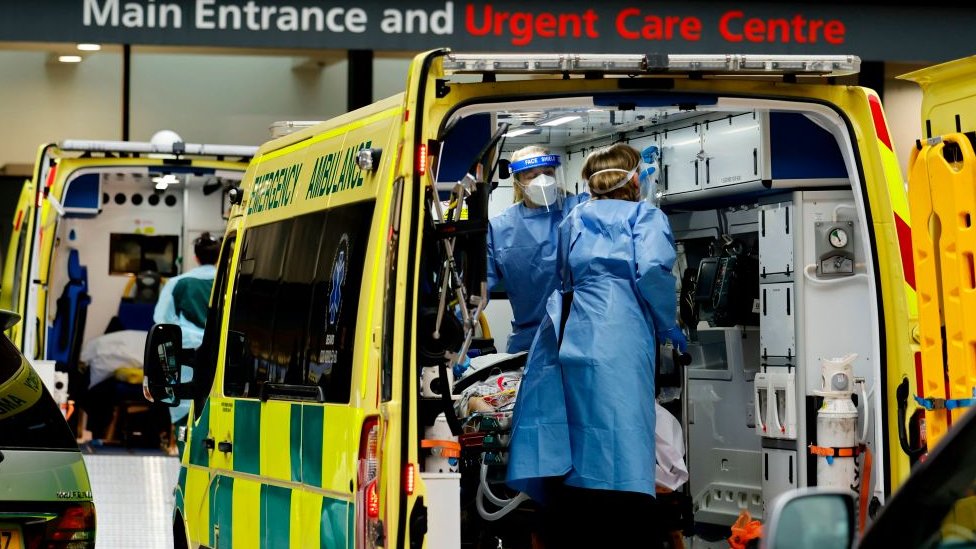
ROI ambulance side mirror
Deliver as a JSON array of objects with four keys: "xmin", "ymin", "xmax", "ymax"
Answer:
[
  {"xmin": 761, "ymin": 489, "xmax": 855, "ymax": 549},
  {"xmin": 143, "ymin": 323, "xmax": 184, "ymax": 405}
]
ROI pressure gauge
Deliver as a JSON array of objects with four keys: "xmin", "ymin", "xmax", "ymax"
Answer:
[{"xmin": 828, "ymin": 227, "xmax": 849, "ymax": 249}]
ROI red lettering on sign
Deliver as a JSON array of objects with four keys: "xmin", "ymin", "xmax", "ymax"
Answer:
[
  {"xmin": 614, "ymin": 8, "xmax": 702, "ymax": 41},
  {"xmin": 718, "ymin": 9, "xmax": 845, "ymax": 44},
  {"xmin": 681, "ymin": 17, "xmax": 702, "ymax": 40},
  {"xmin": 464, "ymin": 4, "xmax": 599, "ymax": 45},
  {"xmin": 466, "ymin": 4, "xmax": 492, "ymax": 35},
  {"xmin": 582, "ymin": 10, "xmax": 599, "ymax": 38},
  {"xmin": 824, "ymin": 20, "xmax": 845, "ymax": 44},
  {"xmin": 743, "ymin": 17, "xmax": 764, "ymax": 42},
  {"xmin": 616, "ymin": 8, "xmax": 640, "ymax": 40},
  {"xmin": 719, "ymin": 10, "xmax": 744, "ymax": 41},
  {"xmin": 536, "ymin": 13, "xmax": 556, "ymax": 37}
]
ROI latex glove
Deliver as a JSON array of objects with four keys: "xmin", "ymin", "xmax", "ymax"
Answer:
[{"xmin": 663, "ymin": 326, "xmax": 688, "ymax": 353}]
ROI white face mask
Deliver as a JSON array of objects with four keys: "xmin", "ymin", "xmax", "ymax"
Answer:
[{"xmin": 521, "ymin": 173, "xmax": 558, "ymax": 207}]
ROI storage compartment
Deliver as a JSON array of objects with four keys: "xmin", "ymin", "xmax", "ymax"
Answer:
[
  {"xmin": 759, "ymin": 203, "xmax": 795, "ymax": 282},
  {"xmin": 761, "ymin": 448, "xmax": 798, "ymax": 516},
  {"xmin": 422, "ymin": 473, "xmax": 462, "ymax": 548},
  {"xmin": 702, "ymin": 113, "xmax": 762, "ymax": 189},
  {"xmin": 661, "ymin": 123, "xmax": 702, "ymax": 195},
  {"xmin": 760, "ymin": 283, "xmax": 795, "ymax": 364}
]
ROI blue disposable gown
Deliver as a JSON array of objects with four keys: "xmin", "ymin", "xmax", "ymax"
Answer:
[
  {"xmin": 506, "ymin": 199, "xmax": 678, "ymax": 500},
  {"xmin": 487, "ymin": 193, "xmax": 587, "ymax": 353}
]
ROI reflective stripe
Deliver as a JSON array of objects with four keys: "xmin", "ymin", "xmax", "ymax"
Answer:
[
  {"xmin": 234, "ymin": 400, "xmax": 261, "ymax": 475},
  {"xmin": 290, "ymin": 404, "xmax": 302, "ymax": 483},
  {"xmin": 261, "ymin": 485, "xmax": 292, "ymax": 548},
  {"xmin": 302, "ymin": 406, "xmax": 325, "ymax": 488},
  {"xmin": 232, "ymin": 480, "xmax": 260, "ymax": 549},
  {"xmin": 189, "ymin": 400, "xmax": 211, "ymax": 467},
  {"xmin": 260, "ymin": 402, "xmax": 292, "ymax": 482},
  {"xmin": 212, "ymin": 477, "xmax": 234, "ymax": 548},
  {"xmin": 322, "ymin": 497, "xmax": 353, "ymax": 549},
  {"xmin": 185, "ymin": 467, "xmax": 210, "ymax": 543}
]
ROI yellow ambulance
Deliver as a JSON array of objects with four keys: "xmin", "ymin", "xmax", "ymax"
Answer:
[
  {"xmin": 2, "ymin": 136, "xmax": 254, "ymax": 441},
  {"xmin": 144, "ymin": 50, "xmax": 920, "ymax": 547}
]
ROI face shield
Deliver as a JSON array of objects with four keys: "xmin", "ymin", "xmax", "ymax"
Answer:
[
  {"xmin": 586, "ymin": 166, "xmax": 638, "ymax": 196},
  {"xmin": 510, "ymin": 153, "xmax": 565, "ymax": 211}
]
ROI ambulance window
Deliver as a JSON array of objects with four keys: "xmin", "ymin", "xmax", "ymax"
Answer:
[
  {"xmin": 306, "ymin": 201, "xmax": 374, "ymax": 403},
  {"xmin": 225, "ymin": 201, "xmax": 374, "ymax": 402},
  {"xmin": 381, "ymin": 179, "xmax": 404, "ymax": 402},
  {"xmin": 193, "ymin": 232, "xmax": 235, "ymax": 415},
  {"xmin": 225, "ymin": 221, "xmax": 291, "ymax": 397},
  {"xmin": 273, "ymin": 213, "xmax": 325, "ymax": 384}
]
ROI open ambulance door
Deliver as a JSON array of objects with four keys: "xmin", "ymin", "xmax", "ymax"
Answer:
[
  {"xmin": 4, "ymin": 144, "xmax": 58, "ymax": 360},
  {"xmin": 897, "ymin": 56, "xmax": 976, "ymax": 458}
]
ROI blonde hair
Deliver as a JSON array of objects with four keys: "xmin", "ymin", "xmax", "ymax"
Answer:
[
  {"xmin": 581, "ymin": 144, "xmax": 641, "ymax": 202},
  {"xmin": 510, "ymin": 145, "xmax": 550, "ymax": 203}
]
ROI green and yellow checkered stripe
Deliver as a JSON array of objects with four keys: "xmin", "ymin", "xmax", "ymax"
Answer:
[{"xmin": 179, "ymin": 399, "xmax": 363, "ymax": 548}]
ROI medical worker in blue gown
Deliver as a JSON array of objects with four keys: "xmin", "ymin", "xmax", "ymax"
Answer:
[
  {"xmin": 507, "ymin": 143, "xmax": 687, "ymax": 546},
  {"xmin": 487, "ymin": 146, "xmax": 587, "ymax": 353}
]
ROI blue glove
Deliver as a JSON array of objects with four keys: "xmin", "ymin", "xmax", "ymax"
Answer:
[{"xmin": 663, "ymin": 327, "xmax": 688, "ymax": 353}]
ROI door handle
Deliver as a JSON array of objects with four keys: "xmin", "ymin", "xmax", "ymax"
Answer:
[
  {"xmin": 203, "ymin": 437, "xmax": 215, "ymax": 450},
  {"xmin": 217, "ymin": 441, "xmax": 233, "ymax": 453}
]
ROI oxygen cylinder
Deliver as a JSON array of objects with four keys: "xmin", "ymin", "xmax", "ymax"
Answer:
[
  {"xmin": 814, "ymin": 354, "xmax": 859, "ymax": 491},
  {"xmin": 423, "ymin": 413, "xmax": 460, "ymax": 473}
]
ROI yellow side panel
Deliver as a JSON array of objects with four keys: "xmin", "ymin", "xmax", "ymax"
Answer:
[
  {"xmin": 320, "ymin": 406, "xmax": 363, "ymax": 494},
  {"xmin": 185, "ymin": 467, "xmax": 211, "ymax": 545},
  {"xmin": 259, "ymin": 401, "xmax": 292, "ymax": 482},
  {"xmin": 231, "ymin": 479, "xmax": 261, "ymax": 549},
  {"xmin": 291, "ymin": 490, "xmax": 322, "ymax": 549}
]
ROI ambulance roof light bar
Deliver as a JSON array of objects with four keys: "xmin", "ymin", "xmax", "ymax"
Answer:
[
  {"xmin": 59, "ymin": 139, "xmax": 259, "ymax": 159},
  {"xmin": 443, "ymin": 53, "xmax": 860, "ymax": 77}
]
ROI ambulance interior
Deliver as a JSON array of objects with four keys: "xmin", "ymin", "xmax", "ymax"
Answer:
[
  {"xmin": 418, "ymin": 94, "xmax": 883, "ymax": 544},
  {"xmin": 42, "ymin": 165, "xmax": 240, "ymax": 445}
]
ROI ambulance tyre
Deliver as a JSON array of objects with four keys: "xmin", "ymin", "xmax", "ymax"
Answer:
[{"xmin": 173, "ymin": 514, "xmax": 188, "ymax": 549}]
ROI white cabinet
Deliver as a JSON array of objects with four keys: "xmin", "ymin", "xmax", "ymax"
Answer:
[
  {"xmin": 760, "ymin": 282, "xmax": 795, "ymax": 363},
  {"xmin": 660, "ymin": 112, "xmax": 765, "ymax": 201},
  {"xmin": 702, "ymin": 114, "xmax": 762, "ymax": 189},
  {"xmin": 661, "ymin": 123, "xmax": 702, "ymax": 196}
]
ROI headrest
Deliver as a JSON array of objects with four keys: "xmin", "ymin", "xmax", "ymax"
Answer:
[{"xmin": 67, "ymin": 249, "xmax": 86, "ymax": 281}]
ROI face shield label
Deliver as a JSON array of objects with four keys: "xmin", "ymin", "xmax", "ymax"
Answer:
[{"xmin": 510, "ymin": 154, "xmax": 561, "ymax": 174}]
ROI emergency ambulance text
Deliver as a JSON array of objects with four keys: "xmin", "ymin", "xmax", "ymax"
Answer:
[
  {"xmin": 248, "ymin": 163, "xmax": 302, "ymax": 214},
  {"xmin": 306, "ymin": 140, "xmax": 373, "ymax": 200}
]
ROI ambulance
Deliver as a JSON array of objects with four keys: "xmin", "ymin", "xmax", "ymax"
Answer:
[
  {"xmin": 2, "ymin": 135, "xmax": 255, "ymax": 442},
  {"xmin": 143, "ymin": 51, "xmax": 919, "ymax": 548}
]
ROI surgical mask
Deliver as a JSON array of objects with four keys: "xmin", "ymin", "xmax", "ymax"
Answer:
[
  {"xmin": 521, "ymin": 173, "xmax": 558, "ymax": 207},
  {"xmin": 587, "ymin": 167, "xmax": 637, "ymax": 195}
]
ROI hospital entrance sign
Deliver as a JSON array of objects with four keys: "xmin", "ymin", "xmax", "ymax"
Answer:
[{"xmin": 0, "ymin": 1, "xmax": 971, "ymax": 61}]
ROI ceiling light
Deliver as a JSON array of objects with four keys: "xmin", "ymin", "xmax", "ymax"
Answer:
[
  {"xmin": 77, "ymin": 44, "xmax": 101, "ymax": 52},
  {"xmin": 539, "ymin": 115, "xmax": 581, "ymax": 127},
  {"xmin": 503, "ymin": 127, "xmax": 542, "ymax": 138},
  {"xmin": 152, "ymin": 174, "xmax": 179, "ymax": 190},
  {"xmin": 58, "ymin": 55, "xmax": 83, "ymax": 63}
]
